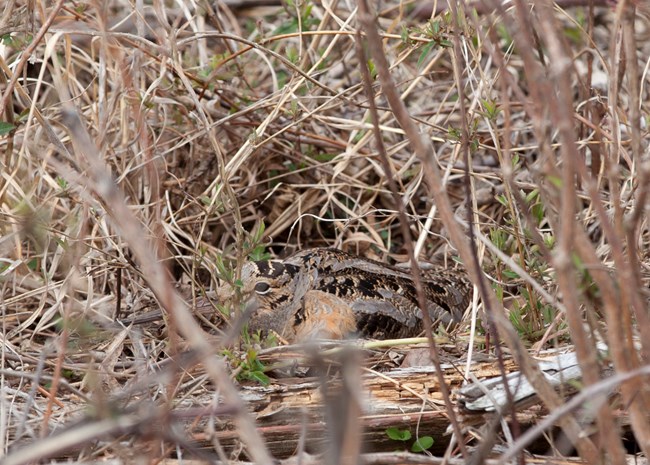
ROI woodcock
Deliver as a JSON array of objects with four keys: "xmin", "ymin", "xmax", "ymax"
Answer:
[{"xmin": 218, "ymin": 248, "xmax": 472, "ymax": 342}]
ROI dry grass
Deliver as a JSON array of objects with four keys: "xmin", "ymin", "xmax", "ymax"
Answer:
[{"xmin": 1, "ymin": 0, "xmax": 649, "ymax": 463}]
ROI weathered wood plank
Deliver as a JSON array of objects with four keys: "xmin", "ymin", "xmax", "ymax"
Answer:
[{"xmin": 197, "ymin": 349, "xmax": 549, "ymax": 458}]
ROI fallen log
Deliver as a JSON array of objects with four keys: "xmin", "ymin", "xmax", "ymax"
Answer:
[{"xmin": 191, "ymin": 345, "xmax": 586, "ymax": 458}]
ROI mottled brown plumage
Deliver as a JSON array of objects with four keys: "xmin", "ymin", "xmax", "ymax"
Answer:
[{"xmin": 218, "ymin": 248, "xmax": 471, "ymax": 342}]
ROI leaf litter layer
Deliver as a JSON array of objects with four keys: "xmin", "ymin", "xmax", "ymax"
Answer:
[{"xmin": 1, "ymin": 0, "xmax": 649, "ymax": 463}]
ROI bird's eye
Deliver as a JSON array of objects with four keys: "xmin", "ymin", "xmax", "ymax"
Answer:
[{"xmin": 254, "ymin": 282, "xmax": 271, "ymax": 295}]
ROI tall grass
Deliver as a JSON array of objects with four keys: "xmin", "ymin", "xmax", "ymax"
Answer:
[{"xmin": 0, "ymin": 0, "xmax": 648, "ymax": 463}]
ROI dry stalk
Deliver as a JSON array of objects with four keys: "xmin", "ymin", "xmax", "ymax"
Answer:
[
  {"xmin": 355, "ymin": 1, "xmax": 470, "ymax": 460},
  {"xmin": 0, "ymin": 0, "xmax": 65, "ymax": 117},
  {"xmin": 2, "ymin": 1, "xmax": 649, "ymax": 462},
  {"xmin": 1, "ymin": 13, "xmax": 275, "ymax": 461},
  {"xmin": 527, "ymin": 1, "xmax": 627, "ymax": 463}
]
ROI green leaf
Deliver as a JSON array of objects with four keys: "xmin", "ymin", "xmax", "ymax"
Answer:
[
  {"xmin": 301, "ymin": 3, "xmax": 312, "ymax": 19},
  {"xmin": 54, "ymin": 236, "xmax": 68, "ymax": 249},
  {"xmin": 214, "ymin": 255, "xmax": 232, "ymax": 280},
  {"xmin": 61, "ymin": 368, "xmax": 77, "ymax": 380},
  {"xmin": 286, "ymin": 46, "xmax": 299, "ymax": 64},
  {"xmin": 367, "ymin": 59, "xmax": 377, "ymax": 79},
  {"xmin": 490, "ymin": 228, "xmax": 507, "ymax": 251},
  {"xmin": 512, "ymin": 153, "xmax": 520, "ymax": 167},
  {"xmin": 386, "ymin": 427, "xmax": 411, "ymax": 441},
  {"xmin": 494, "ymin": 284, "xmax": 504, "ymax": 301},
  {"xmin": 253, "ymin": 221, "xmax": 266, "ymax": 242},
  {"xmin": 564, "ymin": 26, "xmax": 583, "ymax": 45},
  {"xmin": 272, "ymin": 18, "xmax": 300, "ymax": 36},
  {"xmin": 543, "ymin": 233, "xmax": 555, "ymax": 248},
  {"xmin": 447, "ymin": 125, "xmax": 461, "ymax": 141},
  {"xmin": 27, "ymin": 258, "xmax": 38, "ymax": 270},
  {"xmin": 0, "ymin": 122, "xmax": 16, "ymax": 136},
  {"xmin": 416, "ymin": 41, "xmax": 435, "ymax": 69},
  {"xmin": 502, "ymin": 269, "xmax": 519, "ymax": 279},
  {"xmin": 495, "ymin": 194, "xmax": 508, "ymax": 207},
  {"xmin": 532, "ymin": 203, "xmax": 545, "ymax": 224},
  {"xmin": 411, "ymin": 436, "xmax": 434, "ymax": 452},
  {"xmin": 216, "ymin": 304, "xmax": 231, "ymax": 317},
  {"xmin": 481, "ymin": 99, "xmax": 500, "ymax": 120},
  {"xmin": 247, "ymin": 370, "xmax": 270, "ymax": 385},
  {"xmin": 249, "ymin": 245, "xmax": 271, "ymax": 261},
  {"xmin": 525, "ymin": 188, "xmax": 539, "ymax": 204},
  {"xmin": 400, "ymin": 25, "xmax": 409, "ymax": 44},
  {"xmin": 547, "ymin": 175, "xmax": 563, "ymax": 188}
]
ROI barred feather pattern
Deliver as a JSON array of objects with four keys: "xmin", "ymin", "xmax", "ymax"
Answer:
[{"xmin": 219, "ymin": 248, "xmax": 471, "ymax": 342}]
